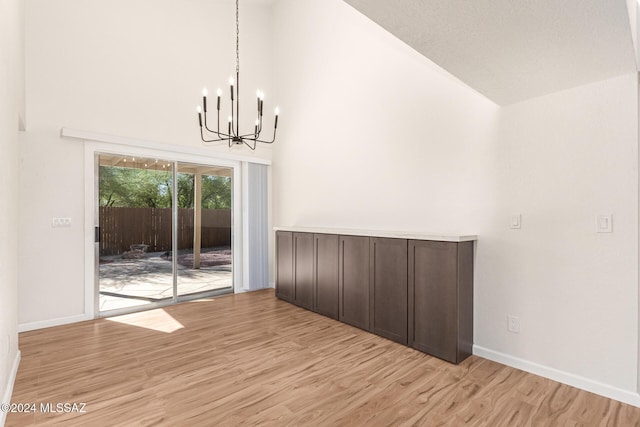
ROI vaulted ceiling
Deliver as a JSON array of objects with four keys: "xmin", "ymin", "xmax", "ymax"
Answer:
[{"xmin": 344, "ymin": 0, "xmax": 637, "ymax": 105}]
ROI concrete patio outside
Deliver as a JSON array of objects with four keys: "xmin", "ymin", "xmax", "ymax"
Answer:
[{"xmin": 99, "ymin": 248, "xmax": 232, "ymax": 312}]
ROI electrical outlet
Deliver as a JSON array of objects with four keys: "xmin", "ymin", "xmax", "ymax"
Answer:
[
  {"xmin": 509, "ymin": 214, "xmax": 521, "ymax": 229},
  {"xmin": 52, "ymin": 217, "xmax": 72, "ymax": 228},
  {"xmin": 507, "ymin": 315, "xmax": 520, "ymax": 334}
]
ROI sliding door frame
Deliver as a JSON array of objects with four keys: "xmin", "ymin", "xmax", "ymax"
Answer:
[{"xmin": 83, "ymin": 138, "xmax": 260, "ymax": 319}]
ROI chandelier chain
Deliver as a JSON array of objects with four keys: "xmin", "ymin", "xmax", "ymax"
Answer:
[{"xmin": 236, "ymin": 0, "xmax": 240, "ymax": 74}]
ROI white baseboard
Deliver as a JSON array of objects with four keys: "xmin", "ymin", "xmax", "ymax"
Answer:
[
  {"xmin": 1, "ymin": 350, "xmax": 21, "ymax": 427},
  {"xmin": 18, "ymin": 314, "xmax": 92, "ymax": 333},
  {"xmin": 473, "ymin": 345, "xmax": 640, "ymax": 408},
  {"xmin": 236, "ymin": 285, "xmax": 273, "ymax": 294}
]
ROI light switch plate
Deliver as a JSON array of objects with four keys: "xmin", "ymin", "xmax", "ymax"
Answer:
[
  {"xmin": 597, "ymin": 214, "xmax": 613, "ymax": 233},
  {"xmin": 509, "ymin": 214, "xmax": 521, "ymax": 229},
  {"xmin": 52, "ymin": 217, "xmax": 72, "ymax": 228}
]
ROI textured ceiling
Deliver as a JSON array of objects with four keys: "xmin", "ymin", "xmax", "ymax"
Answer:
[{"xmin": 344, "ymin": 0, "xmax": 636, "ymax": 105}]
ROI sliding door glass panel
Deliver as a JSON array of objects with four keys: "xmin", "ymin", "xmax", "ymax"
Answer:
[
  {"xmin": 176, "ymin": 163, "xmax": 233, "ymax": 296},
  {"xmin": 98, "ymin": 155, "xmax": 174, "ymax": 311}
]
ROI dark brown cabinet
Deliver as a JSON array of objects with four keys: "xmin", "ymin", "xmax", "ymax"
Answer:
[
  {"xmin": 314, "ymin": 233, "xmax": 339, "ymax": 319},
  {"xmin": 370, "ymin": 238, "xmax": 408, "ymax": 345},
  {"xmin": 275, "ymin": 229, "xmax": 474, "ymax": 364},
  {"xmin": 408, "ymin": 240, "xmax": 473, "ymax": 364},
  {"xmin": 293, "ymin": 232, "xmax": 314, "ymax": 310},
  {"xmin": 339, "ymin": 235, "xmax": 370, "ymax": 331},
  {"xmin": 275, "ymin": 231, "xmax": 294, "ymax": 302}
]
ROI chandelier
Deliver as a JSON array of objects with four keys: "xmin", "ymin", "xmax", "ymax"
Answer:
[{"xmin": 197, "ymin": 0, "xmax": 279, "ymax": 150}]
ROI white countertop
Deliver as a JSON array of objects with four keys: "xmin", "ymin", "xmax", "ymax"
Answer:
[{"xmin": 273, "ymin": 226, "xmax": 477, "ymax": 242}]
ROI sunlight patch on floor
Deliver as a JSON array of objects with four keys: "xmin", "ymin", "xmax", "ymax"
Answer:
[{"xmin": 106, "ymin": 308, "xmax": 185, "ymax": 333}]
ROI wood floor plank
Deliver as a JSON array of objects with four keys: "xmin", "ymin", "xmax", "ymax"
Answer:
[{"xmin": 6, "ymin": 289, "xmax": 640, "ymax": 426}]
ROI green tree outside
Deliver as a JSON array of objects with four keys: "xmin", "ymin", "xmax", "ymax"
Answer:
[{"xmin": 99, "ymin": 166, "xmax": 231, "ymax": 209}]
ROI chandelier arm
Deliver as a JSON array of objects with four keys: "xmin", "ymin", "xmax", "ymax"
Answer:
[
  {"xmin": 243, "ymin": 139, "xmax": 257, "ymax": 150},
  {"xmin": 203, "ymin": 138, "xmax": 230, "ymax": 145},
  {"xmin": 203, "ymin": 133, "xmax": 233, "ymax": 141},
  {"xmin": 202, "ymin": 109, "xmax": 219, "ymax": 135},
  {"xmin": 238, "ymin": 130, "xmax": 265, "ymax": 139},
  {"xmin": 230, "ymin": 99, "xmax": 236, "ymax": 137},
  {"xmin": 201, "ymin": 132, "xmax": 232, "ymax": 144},
  {"xmin": 202, "ymin": 125, "xmax": 233, "ymax": 141},
  {"xmin": 201, "ymin": 134, "xmax": 231, "ymax": 144},
  {"xmin": 253, "ymin": 128, "xmax": 277, "ymax": 144},
  {"xmin": 216, "ymin": 109, "xmax": 223, "ymax": 138},
  {"xmin": 204, "ymin": 120, "xmax": 233, "ymax": 138},
  {"xmin": 253, "ymin": 136, "xmax": 276, "ymax": 144}
]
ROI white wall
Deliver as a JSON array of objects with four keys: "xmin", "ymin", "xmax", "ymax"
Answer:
[
  {"xmin": 272, "ymin": 0, "xmax": 639, "ymax": 403},
  {"xmin": 20, "ymin": 0, "xmax": 274, "ymax": 325},
  {"xmin": 271, "ymin": 0, "xmax": 498, "ymax": 232},
  {"xmin": 479, "ymin": 74, "xmax": 638, "ymax": 395},
  {"xmin": 0, "ymin": 0, "xmax": 23, "ymax": 410}
]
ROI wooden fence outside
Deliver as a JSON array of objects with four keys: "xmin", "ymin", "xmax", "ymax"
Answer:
[{"xmin": 99, "ymin": 207, "xmax": 231, "ymax": 255}]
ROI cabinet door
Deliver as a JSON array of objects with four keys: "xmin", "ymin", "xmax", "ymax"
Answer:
[
  {"xmin": 339, "ymin": 235, "xmax": 370, "ymax": 331},
  {"xmin": 457, "ymin": 241, "xmax": 474, "ymax": 361},
  {"xmin": 314, "ymin": 233, "xmax": 339, "ymax": 319},
  {"xmin": 294, "ymin": 232, "xmax": 314, "ymax": 310},
  {"xmin": 409, "ymin": 240, "xmax": 458, "ymax": 362},
  {"xmin": 370, "ymin": 238, "xmax": 408, "ymax": 345},
  {"xmin": 275, "ymin": 231, "xmax": 294, "ymax": 302}
]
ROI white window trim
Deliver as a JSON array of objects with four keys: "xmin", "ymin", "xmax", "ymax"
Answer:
[{"xmin": 70, "ymin": 128, "xmax": 271, "ymax": 319}]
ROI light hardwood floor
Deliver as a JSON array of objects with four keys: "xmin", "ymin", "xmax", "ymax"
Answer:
[{"xmin": 7, "ymin": 289, "xmax": 640, "ymax": 426}]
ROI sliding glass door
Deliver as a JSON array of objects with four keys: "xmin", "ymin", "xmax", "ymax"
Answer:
[
  {"xmin": 97, "ymin": 154, "xmax": 233, "ymax": 314},
  {"xmin": 176, "ymin": 163, "xmax": 233, "ymax": 296}
]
